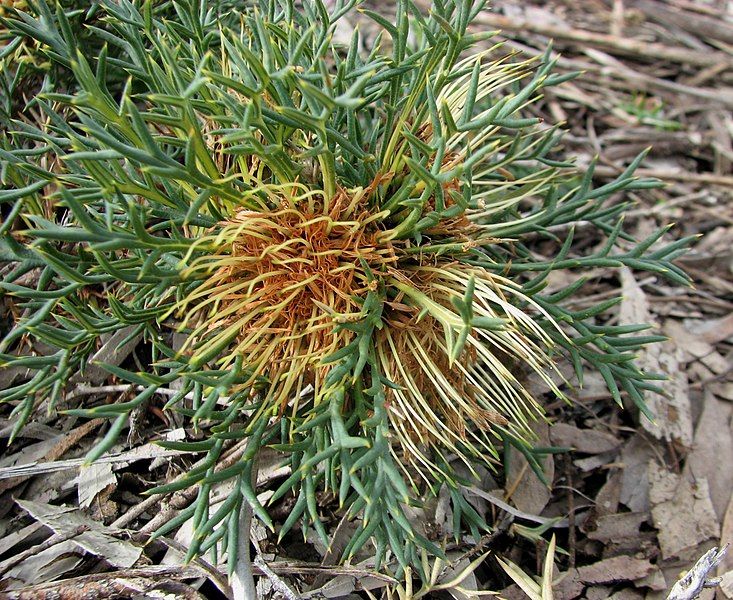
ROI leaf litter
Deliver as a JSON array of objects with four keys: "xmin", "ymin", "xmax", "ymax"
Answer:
[{"xmin": 0, "ymin": 0, "xmax": 732, "ymax": 598}]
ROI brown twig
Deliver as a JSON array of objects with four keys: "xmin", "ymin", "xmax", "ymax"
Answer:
[
  {"xmin": 157, "ymin": 536, "xmax": 234, "ymax": 598},
  {"xmin": 472, "ymin": 13, "xmax": 733, "ymax": 69},
  {"xmin": 565, "ymin": 459, "xmax": 576, "ymax": 569},
  {"xmin": 0, "ymin": 566, "xmax": 209, "ymax": 600},
  {"xmin": 254, "ymin": 555, "xmax": 301, "ymax": 600},
  {"xmin": 497, "ymin": 38, "xmax": 733, "ymax": 108},
  {"xmin": 256, "ymin": 562, "xmax": 397, "ymax": 583},
  {"xmin": 634, "ymin": 0, "xmax": 733, "ymax": 45},
  {"xmin": 592, "ymin": 165, "xmax": 733, "ymax": 187},
  {"xmin": 110, "ymin": 492, "xmax": 161, "ymax": 529}
]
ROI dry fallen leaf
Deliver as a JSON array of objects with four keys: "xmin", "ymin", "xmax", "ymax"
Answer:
[
  {"xmin": 0, "ymin": 540, "xmax": 83, "ymax": 590},
  {"xmin": 0, "ymin": 522, "xmax": 44, "ymax": 560},
  {"xmin": 549, "ymin": 423, "xmax": 621, "ymax": 454},
  {"xmin": 619, "ymin": 268, "xmax": 694, "ymax": 446},
  {"xmin": 593, "ymin": 469, "xmax": 622, "ymax": 516},
  {"xmin": 618, "ymin": 266, "xmax": 652, "ymax": 327},
  {"xmin": 553, "ymin": 569, "xmax": 584, "ymax": 600},
  {"xmin": 585, "ymin": 512, "xmax": 649, "ymax": 544},
  {"xmin": 634, "ymin": 567, "xmax": 667, "ymax": 592},
  {"xmin": 575, "ymin": 555, "xmax": 654, "ymax": 584},
  {"xmin": 709, "ymin": 381, "xmax": 733, "ymax": 401},
  {"xmin": 607, "ymin": 590, "xmax": 644, "ymax": 599},
  {"xmin": 719, "ymin": 495, "xmax": 733, "ymax": 575},
  {"xmin": 640, "ymin": 343, "xmax": 693, "ymax": 447},
  {"xmin": 78, "ymin": 462, "xmax": 116, "ymax": 509},
  {"xmin": 506, "ymin": 420, "xmax": 553, "ymax": 515},
  {"xmin": 70, "ymin": 325, "xmax": 142, "ymax": 386},
  {"xmin": 15, "ymin": 499, "xmax": 142, "ymax": 569},
  {"xmin": 683, "ymin": 390, "xmax": 733, "ymax": 521},
  {"xmin": 0, "ymin": 419, "xmax": 104, "ymax": 495},
  {"xmin": 663, "ymin": 320, "xmax": 716, "ymax": 362},
  {"xmin": 619, "ymin": 434, "xmax": 656, "ymax": 513},
  {"xmin": 648, "ymin": 461, "xmax": 720, "ymax": 560},
  {"xmin": 719, "ymin": 569, "xmax": 733, "ymax": 599},
  {"xmin": 685, "ymin": 313, "xmax": 733, "ymax": 346}
]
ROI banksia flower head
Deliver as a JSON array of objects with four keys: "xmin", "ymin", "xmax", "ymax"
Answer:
[
  {"xmin": 175, "ymin": 175, "xmax": 562, "ymax": 479},
  {"xmin": 0, "ymin": 0, "xmax": 692, "ymax": 576}
]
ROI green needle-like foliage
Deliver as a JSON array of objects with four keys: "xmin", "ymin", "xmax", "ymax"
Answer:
[{"xmin": 0, "ymin": 0, "xmax": 692, "ymax": 577}]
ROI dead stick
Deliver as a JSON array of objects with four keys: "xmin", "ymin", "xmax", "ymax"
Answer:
[
  {"xmin": 254, "ymin": 555, "xmax": 301, "ymax": 600},
  {"xmin": 231, "ymin": 452, "xmax": 258, "ymax": 600},
  {"xmin": 472, "ymin": 13, "xmax": 733, "ymax": 69},
  {"xmin": 0, "ymin": 566, "xmax": 213, "ymax": 600},
  {"xmin": 593, "ymin": 166, "xmax": 733, "ymax": 187},
  {"xmin": 667, "ymin": 545, "xmax": 729, "ymax": 600},
  {"xmin": 565, "ymin": 459, "xmax": 576, "ymax": 569},
  {"xmin": 634, "ymin": 0, "xmax": 733, "ymax": 45},
  {"xmin": 497, "ymin": 38, "xmax": 733, "ymax": 108}
]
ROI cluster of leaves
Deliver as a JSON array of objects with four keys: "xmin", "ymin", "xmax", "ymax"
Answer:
[{"xmin": 0, "ymin": 0, "xmax": 692, "ymax": 578}]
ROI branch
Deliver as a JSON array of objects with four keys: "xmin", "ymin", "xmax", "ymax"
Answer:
[
  {"xmin": 471, "ymin": 13, "xmax": 733, "ymax": 70},
  {"xmin": 666, "ymin": 545, "xmax": 729, "ymax": 600}
]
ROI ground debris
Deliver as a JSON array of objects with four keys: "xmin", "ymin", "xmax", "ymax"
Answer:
[{"xmin": 1, "ymin": 0, "xmax": 731, "ymax": 597}]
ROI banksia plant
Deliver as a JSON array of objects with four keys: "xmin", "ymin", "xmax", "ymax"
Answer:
[{"xmin": 1, "ymin": 0, "xmax": 692, "ymax": 577}]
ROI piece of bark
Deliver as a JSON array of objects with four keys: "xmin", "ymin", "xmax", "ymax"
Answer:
[
  {"xmin": 718, "ymin": 570, "xmax": 733, "ymax": 599},
  {"xmin": 0, "ymin": 567, "xmax": 210, "ymax": 600},
  {"xmin": 719, "ymin": 496, "xmax": 733, "ymax": 575}
]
